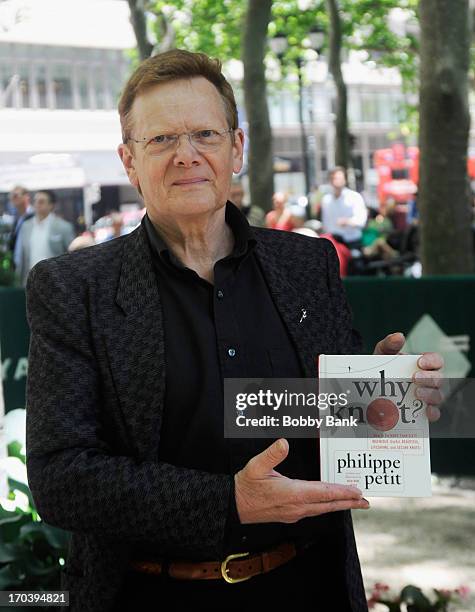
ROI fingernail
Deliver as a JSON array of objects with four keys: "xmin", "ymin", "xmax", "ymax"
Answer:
[
  {"xmin": 390, "ymin": 332, "xmax": 404, "ymax": 341},
  {"xmin": 350, "ymin": 487, "xmax": 362, "ymax": 496},
  {"xmin": 360, "ymin": 498, "xmax": 370, "ymax": 507}
]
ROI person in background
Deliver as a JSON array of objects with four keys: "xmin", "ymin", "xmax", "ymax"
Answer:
[
  {"xmin": 406, "ymin": 192, "xmax": 419, "ymax": 226},
  {"xmin": 8, "ymin": 185, "xmax": 34, "ymax": 270},
  {"xmin": 265, "ymin": 191, "xmax": 289, "ymax": 229},
  {"xmin": 320, "ymin": 232, "xmax": 352, "ymax": 278},
  {"xmin": 229, "ymin": 178, "xmax": 265, "ymax": 227},
  {"xmin": 386, "ymin": 198, "xmax": 409, "ymax": 232},
  {"xmin": 308, "ymin": 183, "xmax": 323, "ymax": 219},
  {"xmin": 68, "ymin": 233, "xmax": 96, "ymax": 252},
  {"xmin": 106, "ymin": 212, "xmax": 127, "ymax": 241},
  {"xmin": 361, "ymin": 208, "xmax": 393, "ymax": 249},
  {"xmin": 320, "ymin": 167, "xmax": 367, "ymax": 249},
  {"xmin": 17, "ymin": 189, "xmax": 75, "ymax": 287},
  {"xmin": 289, "ymin": 205, "xmax": 318, "ymax": 238}
]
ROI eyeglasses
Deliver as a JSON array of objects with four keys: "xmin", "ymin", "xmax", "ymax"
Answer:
[{"xmin": 126, "ymin": 128, "xmax": 235, "ymax": 156}]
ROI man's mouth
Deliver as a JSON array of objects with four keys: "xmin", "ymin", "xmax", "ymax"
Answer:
[{"xmin": 173, "ymin": 178, "xmax": 209, "ymax": 185}]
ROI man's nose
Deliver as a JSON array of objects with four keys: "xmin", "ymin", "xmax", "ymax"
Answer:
[{"xmin": 173, "ymin": 133, "xmax": 201, "ymax": 166}]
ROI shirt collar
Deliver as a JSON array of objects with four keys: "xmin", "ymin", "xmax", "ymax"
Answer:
[
  {"xmin": 34, "ymin": 212, "xmax": 52, "ymax": 226},
  {"xmin": 142, "ymin": 201, "xmax": 256, "ymax": 268}
]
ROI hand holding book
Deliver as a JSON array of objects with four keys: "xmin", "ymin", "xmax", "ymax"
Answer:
[
  {"xmin": 234, "ymin": 439, "xmax": 370, "ymax": 524},
  {"xmin": 373, "ymin": 331, "xmax": 444, "ymax": 421},
  {"xmin": 319, "ymin": 353, "xmax": 434, "ymax": 497}
]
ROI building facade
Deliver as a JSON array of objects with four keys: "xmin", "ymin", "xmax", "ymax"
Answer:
[{"xmin": 1, "ymin": 0, "xmax": 473, "ymax": 219}]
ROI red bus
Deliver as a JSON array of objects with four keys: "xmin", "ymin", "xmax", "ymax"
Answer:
[{"xmin": 374, "ymin": 144, "xmax": 475, "ymax": 209}]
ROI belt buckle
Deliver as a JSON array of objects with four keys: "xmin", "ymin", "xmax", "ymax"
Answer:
[{"xmin": 220, "ymin": 551, "xmax": 251, "ymax": 584}]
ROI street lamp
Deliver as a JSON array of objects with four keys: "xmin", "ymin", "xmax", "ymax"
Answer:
[{"xmin": 270, "ymin": 26, "xmax": 325, "ymax": 195}]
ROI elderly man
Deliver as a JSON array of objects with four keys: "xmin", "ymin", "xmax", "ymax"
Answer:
[{"xmin": 25, "ymin": 50, "xmax": 443, "ymax": 612}]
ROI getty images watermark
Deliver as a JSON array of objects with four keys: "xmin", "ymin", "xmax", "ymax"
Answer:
[
  {"xmin": 234, "ymin": 388, "xmax": 353, "ymax": 428},
  {"xmin": 223, "ymin": 377, "xmax": 475, "ymax": 439}
]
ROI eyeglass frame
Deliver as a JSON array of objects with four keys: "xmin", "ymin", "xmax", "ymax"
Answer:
[{"xmin": 124, "ymin": 127, "xmax": 236, "ymax": 155}]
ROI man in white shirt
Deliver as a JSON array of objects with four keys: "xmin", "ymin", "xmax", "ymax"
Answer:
[
  {"xmin": 8, "ymin": 185, "xmax": 34, "ymax": 269},
  {"xmin": 17, "ymin": 190, "xmax": 75, "ymax": 286},
  {"xmin": 321, "ymin": 167, "xmax": 368, "ymax": 248}
]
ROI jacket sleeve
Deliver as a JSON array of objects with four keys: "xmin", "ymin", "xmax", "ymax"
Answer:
[
  {"xmin": 323, "ymin": 239, "xmax": 363, "ymax": 355},
  {"xmin": 25, "ymin": 258, "xmax": 233, "ymax": 557}
]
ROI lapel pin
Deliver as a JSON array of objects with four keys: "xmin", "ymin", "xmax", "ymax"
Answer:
[{"xmin": 299, "ymin": 308, "xmax": 307, "ymax": 324}]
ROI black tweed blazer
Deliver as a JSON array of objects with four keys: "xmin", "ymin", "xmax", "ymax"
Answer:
[{"xmin": 25, "ymin": 224, "xmax": 368, "ymax": 611}]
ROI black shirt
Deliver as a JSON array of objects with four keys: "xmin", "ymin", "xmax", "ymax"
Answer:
[{"xmin": 142, "ymin": 202, "xmax": 322, "ymax": 555}]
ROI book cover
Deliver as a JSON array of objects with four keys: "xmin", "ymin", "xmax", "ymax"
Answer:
[{"xmin": 319, "ymin": 354, "xmax": 431, "ymax": 497}]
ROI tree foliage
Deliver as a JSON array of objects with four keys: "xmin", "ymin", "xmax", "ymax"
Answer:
[
  {"xmin": 149, "ymin": 0, "xmax": 244, "ymax": 58},
  {"xmin": 146, "ymin": 1, "xmax": 418, "ymax": 74},
  {"xmin": 144, "ymin": 1, "xmax": 425, "ymax": 133}
]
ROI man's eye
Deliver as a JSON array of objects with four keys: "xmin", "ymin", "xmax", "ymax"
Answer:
[
  {"xmin": 196, "ymin": 130, "xmax": 216, "ymax": 138},
  {"xmin": 150, "ymin": 135, "xmax": 168, "ymax": 144}
]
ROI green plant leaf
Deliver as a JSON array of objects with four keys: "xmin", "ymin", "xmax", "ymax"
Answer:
[
  {"xmin": 0, "ymin": 564, "xmax": 23, "ymax": 589},
  {"xmin": 400, "ymin": 585, "xmax": 432, "ymax": 609},
  {"xmin": 0, "ymin": 542, "xmax": 24, "ymax": 563},
  {"xmin": 8, "ymin": 478, "xmax": 36, "ymax": 510},
  {"xmin": 7, "ymin": 441, "xmax": 26, "ymax": 462},
  {"xmin": 19, "ymin": 523, "xmax": 70, "ymax": 551},
  {"xmin": 0, "ymin": 513, "xmax": 34, "ymax": 543},
  {"xmin": 22, "ymin": 554, "xmax": 59, "ymax": 578}
]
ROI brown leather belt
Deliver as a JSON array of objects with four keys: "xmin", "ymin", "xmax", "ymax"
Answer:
[{"xmin": 130, "ymin": 541, "xmax": 298, "ymax": 584}]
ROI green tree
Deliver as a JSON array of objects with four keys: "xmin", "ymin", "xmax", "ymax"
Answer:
[
  {"xmin": 418, "ymin": 0, "xmax": 474, "ymax": 274},
  {"xmin": 127, "ymin": 0, "xmax": 430, "ymax": 203},
  {"xmin": 127, "ymin": 0, "xmax": 153, "ymax": 60},
  {"xmin": 326, "ymin": 0, "xmax": 348, "ymax": 168},
  {"xmin": 242, "ymin": 0, "xmax": 274, "ymax": 212},
  {"xmin": 127, "ymin": 0, "xmax": 175, "ymax": 60}
]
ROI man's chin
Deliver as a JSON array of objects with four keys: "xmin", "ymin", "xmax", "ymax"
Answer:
[{"xmin": 148, "ymin": 198, "xmax": 226, "ymax": 218}]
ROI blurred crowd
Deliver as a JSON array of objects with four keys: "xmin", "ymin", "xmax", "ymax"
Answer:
[
  {"xmin": 234, "ymin": 166, "xmax": 426, "ymax": 278},
  {"xmin": 3, "ymin": 169, "xmax": 473, "ymax": 286},
  {"xmin": 1, "ymin": 185, "xmax": 145, "ymax": 287}
]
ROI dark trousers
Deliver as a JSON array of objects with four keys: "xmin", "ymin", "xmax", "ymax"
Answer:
[{"xmin": 113, "ymin": 542, "xmax": 353, "ymax": 611}]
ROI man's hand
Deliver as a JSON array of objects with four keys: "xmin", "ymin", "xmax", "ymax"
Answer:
[
  {"xmin": 234, "ymin": 439, "xmax": 370, "ymax": 524},
  {"xmin": 373, "ymin": 332, "xmax": 444, "ymax": 422},
  {"xmin": 336, "ymin": 217, "xmax": 349, "ymax": 226}
]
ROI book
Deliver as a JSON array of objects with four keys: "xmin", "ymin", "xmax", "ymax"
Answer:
[{"xmin": 318, "ymin": 354, "xmax": 431, "ymax": 497}]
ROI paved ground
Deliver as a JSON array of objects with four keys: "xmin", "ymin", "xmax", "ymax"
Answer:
[{"xmin": 352, "ymin": 476, "xmax": 475, "ymax": 611}]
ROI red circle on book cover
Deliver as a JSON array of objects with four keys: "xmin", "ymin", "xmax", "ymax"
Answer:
[{"xmin": 366, "ymin": 398, "xmax": 399, "ymax": 431}]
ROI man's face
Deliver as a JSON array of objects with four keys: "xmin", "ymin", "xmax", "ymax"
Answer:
[
  {"xmin": 272, "ymin": 192, "xmax": 286, "ymax": 211},
  {"xmin": 33, "ymin": 193, "xmax": 54, "ymax": 220},
  {"xmin": 331, "ymin": 170, "xmax": 346, "ymax": 191},
  {"xmin": 10, "ymin": 189, "xmax": 29, "ymax": 213},
  {"xmin": 118, "ymin": 77, "xmax": 244, "ymax": 224},
  {"xmin": 229, "ymin": 184, "xmax": 244, "ymax": 209}
]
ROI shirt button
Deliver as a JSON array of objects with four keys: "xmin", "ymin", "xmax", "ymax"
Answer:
[
  {"xmin": 241, "ymin": 536, "xmax": 247, "ymax": 543},
  {"xmin": 228, "ymin": 348, "xmax": 236, "ymax": 358},
  {"xmin": 217, "ymin": 290, "xmax": 224, "ymax": 299}
]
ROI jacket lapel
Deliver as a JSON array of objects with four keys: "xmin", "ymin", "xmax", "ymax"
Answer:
[
  {"xmin": 254, "ymin": 232, "xmax": 328, "ymax": 378},
  {"xmin": 102, "ymin": 226, "xmax": 166, "ymax": 460},
  {"xmin": 103, "ymin": 225, "xmax": 326, "ymax": 460}
]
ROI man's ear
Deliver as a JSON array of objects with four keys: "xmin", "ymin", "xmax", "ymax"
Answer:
[
  {"xmin": 232, "ymin": 128, "xmax": 245, "ymax": 174},
  {"xmin": 118, "ymin": 143, "xmax": 140, "ymax": 190}
]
